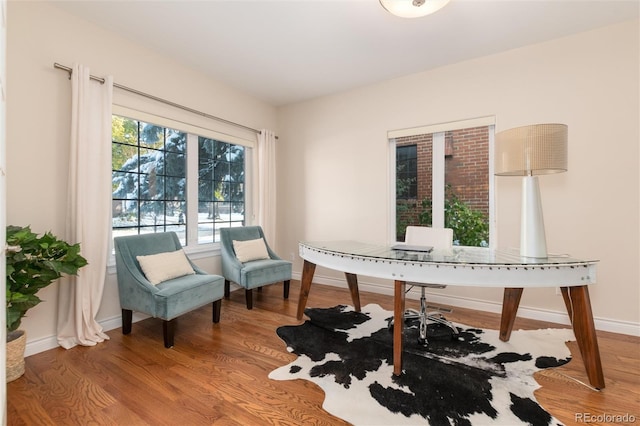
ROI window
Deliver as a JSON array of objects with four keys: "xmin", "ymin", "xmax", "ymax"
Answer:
[
  {"xmin": 396, "ymin": 145, "xmax": 417, "ymax": 199},
  {"xmin": 112, "ymin": 115, "xmax": 248, "ymax": 246},
  {"xmin": 391, "ymin": 118, "xmax": 494, "ymax": 247}
]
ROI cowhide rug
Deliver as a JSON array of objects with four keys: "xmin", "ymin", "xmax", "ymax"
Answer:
[{"xmin": 269, "ymin": 304, "xmax": 574, "ymax": 426}]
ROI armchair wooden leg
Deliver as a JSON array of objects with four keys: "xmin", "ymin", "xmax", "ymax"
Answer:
[
  {"xmin": 212, "ymin": 299, "xmax": 222, "ymax": 323},
  {"xmin": 245, "ymin": 289, "xmax": 254, "ymax": 310},
  {"xmin": 224, "ymin": 280, "xmax": 231, "ymax": 298},
  {"xmin": 122, "ymin": 309, "xmax": 133, "ymax": 335},
  {"xmin": 163, "ymin": 319, "xmax": 176, "ymax": 348},
  {"xmin": 283, "ymin": 280, "xmax": 290, "ymax": 299}
]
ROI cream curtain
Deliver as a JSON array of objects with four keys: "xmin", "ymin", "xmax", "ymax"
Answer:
[
  {"xmin": 255, "ymin": 130, "xmax": 277, "ymax": 244},
  {"xmin": 57, "ymin": 64, "xmax": 112, "ymax": 349}
]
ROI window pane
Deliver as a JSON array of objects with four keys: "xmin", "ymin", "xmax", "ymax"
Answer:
[
  {"xmin": 214, "ymin": 201, "xmax": 232, "ymax": 221},
  {"xmin": 214, "ymin": 162, "xmax": 230, "ymax": 182},
  {"xmin": 112, "ymin": 200, "xmax": 138, "ymax": 228},
  {"xmin": 230, "ymin": 183, "xmax": 244, "ymax": 202},
  {"xmin": 197, "ymin": 201, "xmax": 216, "ymax": 244},
  {"xmin": 112, "ymin": 171, "xmax": 138, "ymax": 199},
  {"xmin": 112, "ymin": 143, "xmax": 138, "ymax": 171},
  {"xmin": 139, "ymin": 174, "xmax": 165, "ymax": 200},
  {"xmin": 443, "ymin": 127, "xmax": 489, "ymax": 247},
  {"xmin": 139, "ymin": 200, "xmax": 165, "ymax": 223},
  {"xmin": 202, "ymin": 201, "xmax": 216, "ymax": 220},
  {"xmin": 165, "ymin": 153, "xmax": 186, "ymax": 177},
  {"xmin": 139, "ymin": 122, "xmax": 164, "ymax": 148},
  {"xmin": 396, "ymin": 137, "xmax": 431, "ymax": 240},
  {"xmin": 231, "ymin": 201, "xmax": 245, "ymax": 217},
  {"xmin": 198, "ymin": 225, "xmax": 214, "ymax": 245},
  {"xmin": 199, "ymin": 180, "xmax": 213, "ymax": 202},
  {"xmin": 199, "ymin": 160, "xmax": 213, "ymax": 181},
  {"xmin": 165, "ymin": 129, "xmax": 186, "ymax": 153},
  {"xmin": 219, "ymin": 182, "xmax": 230, "ymax": 201},
  {"xmin": 165, "ymin": 176, "xmax": 186, "ymax": 201},
  {"xmin": 138, "ymin": 147, "xmax": 155, "ymax": 160},
  {"xmin": 228, "ymin": 144, "xmax": 244, "ymax": 162},
  {"xmin": 112, "ymin": 116, "xmax": 138, "ymax": 144},
  {"xmin": 198, "ymin": 137, "xmax": 245, "ymax": 243},
  {"xmin": 200, "ymin": 137, "xmax": 214, "ymax": 153},
  {"xmin": 396, "ymin": 145, "xmax": 417, "ymax": 199}
]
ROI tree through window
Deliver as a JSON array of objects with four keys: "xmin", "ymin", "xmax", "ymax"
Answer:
[{"xmin": 112, "ymin": 115, "xmax": 247, "ymax": 246}]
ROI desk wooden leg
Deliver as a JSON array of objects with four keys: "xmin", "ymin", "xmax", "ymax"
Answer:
[
  {"xmin": 393, "ymin": 280, "xmax": 406, "ymax": 376},
  {"xmin": 500, "ymin": 288, "xmax": 523, "ymax": 341},
  {"xmin": 296, "ymin": 260, "xmax": 317, "ymax": 320},
  {"xmin": 561, "ymin": 286, "xmax": 605, "ymax": 389},
  {"xmin": 344, "ymin": 273, "xmax": 361, "ymax": 312}
]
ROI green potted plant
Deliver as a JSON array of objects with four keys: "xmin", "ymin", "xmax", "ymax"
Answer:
[{"xmin": 5, "ymin": 225, "xmax": 88, "ymax": 382}]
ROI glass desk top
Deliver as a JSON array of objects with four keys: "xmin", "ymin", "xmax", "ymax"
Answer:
[{"xmin": 300, "ymin": 240, "xmax": 597, "ymax": 266}]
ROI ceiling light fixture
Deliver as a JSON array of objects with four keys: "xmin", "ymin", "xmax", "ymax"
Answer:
[{"xmin": 379, "ymin": 0, "xmax": 451, "ymax": 18}]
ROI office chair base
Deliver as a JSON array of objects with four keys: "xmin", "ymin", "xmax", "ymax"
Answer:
[{"xmin": 388, "ymin": 307, "xmax": 459, "ymax": 346}]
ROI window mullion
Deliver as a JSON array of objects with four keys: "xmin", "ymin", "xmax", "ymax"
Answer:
[
  {"xmin": 488, "ymin": 124, "xmax": 496, "ymax": 249},
  {"xmin": 432, "ymin": 132, "xmax": 445, "ymax": 228},
  {"xmin": 186, "ymin": 133, "xmax": 199, "ymax": 247}
]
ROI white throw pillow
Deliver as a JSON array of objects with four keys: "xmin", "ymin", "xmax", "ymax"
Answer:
[
  {"xmin": 233, "ymin": 238, "xmax": 270, "ymax": 263},
  {"xmin": 136, "ymin": 250, "xmax": 195, "ymax": 285}
]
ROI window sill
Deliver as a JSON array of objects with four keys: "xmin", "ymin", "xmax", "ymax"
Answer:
[{"xmin": 107, "ymin": 243, "xmax": 222, "ymax": 275}]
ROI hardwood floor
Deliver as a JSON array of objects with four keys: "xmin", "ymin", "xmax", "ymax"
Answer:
[{"xmin": 7, "ymin": 281, "xmax": 640, "ymax": 425}]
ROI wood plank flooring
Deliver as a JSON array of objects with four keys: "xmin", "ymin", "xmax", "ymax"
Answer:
[{"xmin": 7, "ymin": 281, "xmax": 640, "ymax": 425}]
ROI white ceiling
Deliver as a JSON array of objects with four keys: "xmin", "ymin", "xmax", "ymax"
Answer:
[{"xmin": 51, "ymin": 0, "xmax": 639, "ymax": 107}]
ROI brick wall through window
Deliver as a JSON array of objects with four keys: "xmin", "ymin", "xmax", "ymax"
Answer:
[{"xmin": 396, "ymin": 126, "xmax": 489, "ymax": 235}]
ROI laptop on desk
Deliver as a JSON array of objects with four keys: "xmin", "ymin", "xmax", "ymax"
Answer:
[{"xmin": 391, "ymin": 244, "xmax": 433, "ymax": 253}]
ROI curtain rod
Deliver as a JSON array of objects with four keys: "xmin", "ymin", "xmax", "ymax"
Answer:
[{"xmin": 54, "ymin": 62, "xmax": 264, "ymax": 136}]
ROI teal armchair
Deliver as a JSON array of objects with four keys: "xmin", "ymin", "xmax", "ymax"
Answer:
[
  {"xmin": 114, "ymin": 232, "xmax": 225, "ymax": 348},
  {"xmin": 220, "ymin": 226, "xmax": 292, "ymax": 309}
]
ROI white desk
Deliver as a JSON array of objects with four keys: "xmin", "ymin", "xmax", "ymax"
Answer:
[{"xmin": 296, "ymin": 241, "xmax": 604, "ymax": 389}]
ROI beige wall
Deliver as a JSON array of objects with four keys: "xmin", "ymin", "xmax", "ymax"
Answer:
[
  {"xmin": 6, "ymin": 2, "xmax": 639, "ymax": 353},
  {"xmin": 277, "ymin": 20, "xmax": 640, "ymax": 331},
  {"xmin": 6, "ymin": 2, "xmax": 277, "ymax": 350}
]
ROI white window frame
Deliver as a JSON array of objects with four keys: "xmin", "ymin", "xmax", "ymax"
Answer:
[
  {"xmin": 388, "ymin": 116, "xmax": 496, "ymax": 247},
  {"xmin": 110, "ymin": 105, "xmax": 256, "ymax": 261}
]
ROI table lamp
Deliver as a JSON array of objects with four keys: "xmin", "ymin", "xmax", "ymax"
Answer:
[{"xmin": 495, "ymin": 124, "xmax": 568, "ymax": 258}]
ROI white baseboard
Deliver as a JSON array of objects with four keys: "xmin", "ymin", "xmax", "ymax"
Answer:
[
  {"xmin": 293, "ymin": 272, "xmax": 640, "ymax": 337},
  {"xmin": 24, "ymin": 312, "xmax": 149, "ymax": 357},
  {"xmin": 24, "ymin": 276, "xmax": 638, "ymax": 357}
]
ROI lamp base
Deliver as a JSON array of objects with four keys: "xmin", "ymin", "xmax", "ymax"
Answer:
[{"xmin": 521, "ymin": 175, "xmax": 548, "ymax": 258}]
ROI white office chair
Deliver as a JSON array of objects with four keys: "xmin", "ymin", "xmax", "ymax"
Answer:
[{"xmin": 403, "ymin": 226, "xmax": 459, "ymax": 345}]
